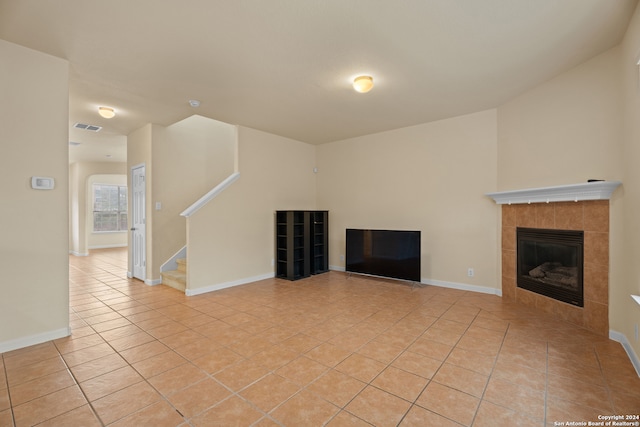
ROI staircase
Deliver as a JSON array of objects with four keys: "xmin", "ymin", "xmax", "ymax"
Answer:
[{"xmin": 161, "ymin": 258, "xmax": 186, "ymax": 292}]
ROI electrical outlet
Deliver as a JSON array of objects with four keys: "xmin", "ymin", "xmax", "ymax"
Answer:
[
  {"xmin": 467, "ymin": 268, "xmax": 474, "ymax": 277},
  {"xmin": 271, "ymin": 258, "xmax": 274, "ymax": 266},
  {"xmin": 635, "ymin": 324, "xmax": 638, "ymax": 342}
]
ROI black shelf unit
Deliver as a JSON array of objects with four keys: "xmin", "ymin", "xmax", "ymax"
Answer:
[
  {"xmin": 275, "ymin": 210, "xmax": 328, "ymax": 280},
  {"xmin": 310, "ymin": 210, "xmax": 329, "ymax": 275}
]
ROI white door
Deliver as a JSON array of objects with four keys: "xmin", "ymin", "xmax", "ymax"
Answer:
[{"xmin": 131, "ymin": 165, "xmax": 146, "ymax": 281}]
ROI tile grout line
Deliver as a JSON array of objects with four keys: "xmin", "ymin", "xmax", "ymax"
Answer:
[
  {"xmin": 328, "ymin": 293, "xmax": 486, "ymax": 426},
  {"xmin": 225, "ymin": 289, "xmax": 432, "ymax": 426},
  {"xmin": 237, "ymin": 310, "xmax": 378, "ymax": 425},
  {"xmin": 470, "ymin": 316, "xmax": 512, "ymax": 427},
  {"xmin": 302, "ymin": 311, "xmax": 418, "ymax": 426},
  {"xmin": 1, "ymin": 354, "xmax": 17, "ymax": 427},
  {"xmin": 544, "ymin": 339, "xmax": 549, "ymax": 427},
  {"xmin": 66, "ymin": 302, "xmax": 133, "ymax": 426},
  {"xmin": 425, "ymin": 301, "xmax": 487, "ymax": 427},
  {"xmin": 45, "ymin": 307, "xmax": 107, "ymax": 427},
  {"xmin": 393, "ymin": 300, "xmax": 475, "ymax": 426},
  {"xmin": 66, "ymin": 282, "xmax": 193, "ymax": 426},
  {"xmin": 95, "ymin": 301, "xmax": 205, "ymax": 426},
  {"xmin": 121, "ymin": 291, "xmax": 324, "ymax": 425},
  {"xmin": 592, "ymin": 343, "xmax": 617, "ymax": 414}
]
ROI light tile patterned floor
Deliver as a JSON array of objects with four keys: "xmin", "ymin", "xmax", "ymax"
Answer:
[{"xmin": 1, "ymin": 248, "xmax": 639, "ymax": 426}]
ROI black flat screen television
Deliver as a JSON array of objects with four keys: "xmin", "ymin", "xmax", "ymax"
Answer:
[{"xmin": 346, "ymin": 229, "xmax": 421, "ymax": 282}]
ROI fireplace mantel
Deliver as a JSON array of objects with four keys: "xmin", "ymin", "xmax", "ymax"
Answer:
[{"xmin": 486, "ymin": 181, "xmax": 622, "ymax": 205}]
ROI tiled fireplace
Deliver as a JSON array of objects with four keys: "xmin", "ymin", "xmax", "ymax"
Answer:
[
  {"xmin": 502, "ymin": 200, "xmax": 609, "ymax": 335},
  {"xmin": 487, "ymin": 181, "xmax": 621, "ymax": 336}
]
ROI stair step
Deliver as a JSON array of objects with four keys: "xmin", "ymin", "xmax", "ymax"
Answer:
[
  {"xmin": 161, "ymin": 269, "xmax": 186, "ymax": 292},
  {"xmin": 176, "ymin": 258, "xmax": 187, "ymax": 273}
]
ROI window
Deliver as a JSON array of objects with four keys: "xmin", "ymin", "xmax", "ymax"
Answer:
[{"xmin": 93, "ymin": 184, "xmax": 128, "ymax": 232}]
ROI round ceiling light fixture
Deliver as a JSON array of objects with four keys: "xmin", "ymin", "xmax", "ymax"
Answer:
[
  {"xmin": 353, "ymin": 75, "xmax": 374, "ymax": 93},
  {"xmin": 98, "ymin": 106, "xmax": 115, "ymax": 119}
]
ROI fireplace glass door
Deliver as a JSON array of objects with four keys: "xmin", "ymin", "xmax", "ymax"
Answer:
[{"xmin": 517, "ymin": 227, "xmax": 584, "ymax": 307}]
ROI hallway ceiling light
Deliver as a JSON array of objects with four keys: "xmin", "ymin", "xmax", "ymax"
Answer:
[
  {"xmin": 98, "ymin": 106, "xmax": 115, "ymax": 119},
  {"xmin": 353, "ymin": 76, "xmax": 374, "ymax": 93}
]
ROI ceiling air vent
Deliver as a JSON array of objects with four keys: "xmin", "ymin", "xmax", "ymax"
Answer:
[{"xmin": 73, "ymin": 123, "xmax": 102, "ymax": 132}]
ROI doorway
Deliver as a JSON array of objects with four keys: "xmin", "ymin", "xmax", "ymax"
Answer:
[{"xmin": 131, "ymin": 164, "xmax": 146, "ymax": 281}]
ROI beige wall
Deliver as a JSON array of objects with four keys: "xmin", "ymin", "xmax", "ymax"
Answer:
[
  {"xmin": 0, "ymin": 40, "xmax": 70, "ymax": 351},
  {"xmin": 69, "ymin": 162, "xmax": 127, "ymax": 255},
  {"xmin": 186, "ymin": 126, "xmax": 316, "ymax": 293},
  {"xmin": 151, "ymin": 115, "xmax": 236, "ymax": 278},
  {"xmin": 316, "ymin": 110, "xmax": 499, "ymax": 292},
  {"xmin": 620, "ymin": 4, "xmax": 640, "ymax": 361},
  {"xmin": 69, "ymin": 162, "xmax": 81, "ymax": 252},
  {"xmin": 497, "ymin": 47, "xmax": 623, "ymax": 190}
]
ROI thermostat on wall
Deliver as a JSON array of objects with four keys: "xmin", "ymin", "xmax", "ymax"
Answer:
[{"xmin": 31, "ymin": 176, "xmax": 55, "ymax": 190}]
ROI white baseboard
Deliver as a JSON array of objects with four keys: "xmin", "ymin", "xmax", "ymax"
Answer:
[
  {"xmin": 145, "ymin": 278, "xmax": 162, "ymax": 286},
  {"xmin": 88, "ymin": 244, "xmax": 127, "ymax": 250},
  {"xmin": 425, "ymin": 278, "xmax": 502, "ymax": 296},
  {"xmin": 69, "ymin": 251, "xmax": 89, "ymax": 257},
  {"xmin": 186, "ymin": 272, "xmax": 275, "ymax": 297},
  {"xmin": 127, "ymin": 271, "xmax": 133, "ymax": 278},
  {"xmin": 609, "ymin": 330, "xmax": 640, "ymax": 377},
  {"xmin": 328, "ymin": 266, "xmax": 501, "ymax": 296},
  {"xmin": 0, "ymin": 327, "xmax": 70, "ymax": 353}
]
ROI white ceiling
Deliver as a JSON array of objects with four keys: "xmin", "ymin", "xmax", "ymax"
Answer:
[{"xmin": 0, "ymin": 0, "xmax": 637, "ymax": 163}]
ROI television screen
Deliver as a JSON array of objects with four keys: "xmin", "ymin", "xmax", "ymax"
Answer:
[{"xmin": 346, "ymin": 229, "xmax": 421, "ymax": 282}]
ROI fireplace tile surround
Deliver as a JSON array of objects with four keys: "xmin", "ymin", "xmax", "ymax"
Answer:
[{"xmin": 501, "ymin": 200, "xmax": 610, "ymax": 336}]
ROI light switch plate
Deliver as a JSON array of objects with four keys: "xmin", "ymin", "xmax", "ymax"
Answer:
[{"xmin": 31, "ymin": 176, "xmax": 55, "ymax": 190}]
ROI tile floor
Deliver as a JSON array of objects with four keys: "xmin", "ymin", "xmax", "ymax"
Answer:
[{"xmin": 1, "ymin": 248, "xmax": 639, "ymax": 426}]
